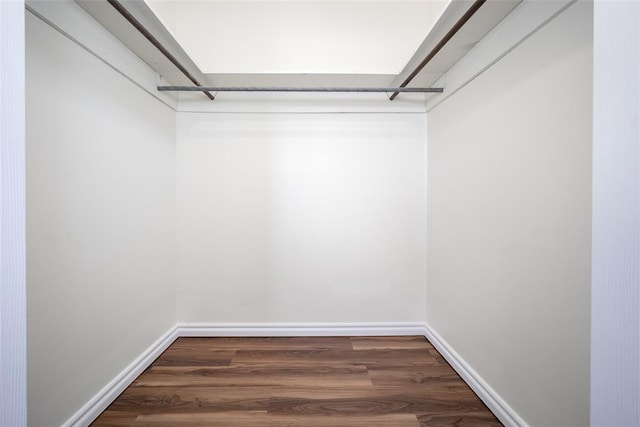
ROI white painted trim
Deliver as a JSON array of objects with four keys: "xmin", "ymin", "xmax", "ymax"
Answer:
[
  {"xmin": 25, "ymin": 0, "xmax": 178, "ymax": 110},
  {"xmin": 64, "ymin": 326, "xmax": 179, "ymax": 427},
  {"xmin": 0, "ymin": 1, "xmax": 27, "ymax": 425},
  {"xmin": 177, "ymin": 322, "xmax": 428, "ymax": 337},
  {"xmin": 591, "ymin": 1, "xmax": 640, "ymax": 425},
  {"xmin": 425, "ymin": 0, "xmax": 575, "ymax": 112},
  {"xmin": 176, "ymin": 92, "xmax": 428, "ymax": 114},
  {"xmin": 423, "ymin": 323, "xmax": 528, "ymax": 427}
]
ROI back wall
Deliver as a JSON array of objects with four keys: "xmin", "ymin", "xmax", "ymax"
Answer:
[{"xmin": 176, "ymin": 112, "xmax": 427, "ymax": 323}]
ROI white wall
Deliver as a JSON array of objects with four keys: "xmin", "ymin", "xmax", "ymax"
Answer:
[
  {"xmin": 26, "ymin": 9, "xmax": 177, "ymax": 426},
  {"xmin": 0, "ymin": 1, "xmax": 27, "ymax": 426},
  {"xmin": 591, "ymin": 1, "xmax": 640, "ymax": 425},
  {"xmin": 426, "ymin": 2, "xmax": 592, "ymax": 426},
  {"xmin": 177, "ymin": 112, "xmax": 426, "ymax": 324}
]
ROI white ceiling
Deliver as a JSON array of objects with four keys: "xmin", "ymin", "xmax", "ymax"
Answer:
[
  {"xmin": 144, "ymin": 0, "xmax": 450, "ymax": 75},
  {"xmin": 73, "ymin": 0, "xmax": 521, "ymax": 94}
]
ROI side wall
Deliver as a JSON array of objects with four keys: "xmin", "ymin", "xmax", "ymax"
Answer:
[
  {"xmin": 591, "ymin": 1, "xmax": 640, "ymax": 425},
  {"xmin": 426, "ymin": 2, "xmax": 592, "ymax": 426},
  {"xmin": 176, "ymin": 112, "xmax": 427, "ymax": 324},
  {"xmin": 26, "ymin": 9, "xmax": 177, "ymax": 426}
]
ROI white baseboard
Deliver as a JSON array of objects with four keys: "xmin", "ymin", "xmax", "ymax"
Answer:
[
  {"xmin": 177, "ymin": 322, "xmax": 428, "ymax": 337},
  {"xmin": 423, "ymin": 323, "xmax": 528, "ymax": 427},
  {"xmin": 65, "ymin": 326, "xmax": 179, "ymax": 427}
]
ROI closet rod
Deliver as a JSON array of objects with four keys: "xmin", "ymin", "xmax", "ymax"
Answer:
[
  {"xmin": 389, "ymin": 0, "xmax": 486, "ymax": 100},
  {"xmin": 107, "ymin": 0, "xmax": 215, "ymax": 100},
  {"xmin": 157, "ymin": 86, "xmax": 444, "ymax": 94}
]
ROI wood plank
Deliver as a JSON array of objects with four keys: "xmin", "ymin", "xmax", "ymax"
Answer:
[
  {"xmin": 230, "ymin": 348, "xmax": 441, "ymax": 367},
  {"xmin": 96, "ymin": 387, "xmax": 490, "ymax": 419},
  {"xmin": 105, "ymin": 386, "xmax": 272, "ymax": 414},
  {"xmin": 148, "ymin": 364, "xmax": 368, "ymax": 376},
  {"xmin": 351, "ymin": 336, "xmax": 432, "ymax": 351},
  {"xmin": 170, "ymin": 336, "xmax": 354, "ymax": 351},
  {"xmin": 132, "ymin": 411, "xmax": 421, "ymax": 426},
  {"xmin": 153, "ymin": 346, "xmax": 235, "ymax": 367},
  {"xmin": 134, "ymin": 365, "xmax": 372, "ymax": 387},
  {"xmin": 267, "ymin": 392, "xmax": 493, "ymax": 416},
  {"xmin": 269, "ymin": 385, "xmax": 486, "ymax": 401},
  {"xmin": 91, "ymin": 411, "xmax": 137, "ymax": 427},
  {"xmin": 427, "ymin": 346, "xmax": 450, "ymax": 366},
  {"xmin": 366, "ymin": 366, "xmax": 463, "ymax": 387},
  {"xmin": 417, "ymin": 412, "xmax": 504, "ymax": 427}
]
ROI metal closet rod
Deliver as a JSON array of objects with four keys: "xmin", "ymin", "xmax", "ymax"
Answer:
[
  {"xmin": 157, "ymin": 86, "xmax": 444, "ymax": 94},
  {"xmin": 107, "ymin": 0, "xmax": 215, "ymax": 100},
  {"xmin": 390, "ymin": 0, "xmax": 486, "ymax": 100}
]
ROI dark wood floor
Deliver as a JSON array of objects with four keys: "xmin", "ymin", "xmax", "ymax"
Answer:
[{"xmin": 92, "ymin": 336, "xmax": 502, "ymax": 426}]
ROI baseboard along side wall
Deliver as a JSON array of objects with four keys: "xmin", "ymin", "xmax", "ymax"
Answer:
[
  {"xmin": 65, "ymin": 326, "xmax": 180, "ymax": 427},
  {"xmin": 423, "ymin": 323, "xmax": 528, "ymax": 427}
]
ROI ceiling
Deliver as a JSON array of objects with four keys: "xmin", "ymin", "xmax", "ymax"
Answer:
[
  {"xmin": 74, "ymin": 0, "xmax": 522, "ymax": 96},
  {"xmin": 144, "ymin": 0, "xmax": 449, "ymax": 75}
]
